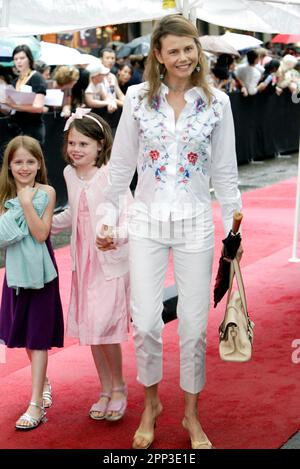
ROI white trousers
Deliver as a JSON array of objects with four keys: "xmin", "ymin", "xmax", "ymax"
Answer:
[{"xmin": 129, "ymin": 217, "xmax": 214, "ymax": 394}]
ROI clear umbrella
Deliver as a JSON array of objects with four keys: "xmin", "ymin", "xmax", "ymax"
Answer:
[
  {"xmin": 39, "ymin": 41, "xmax": 84, "ymax": 66},
  {"xmin": 0, "ymin": 36, "xmax": 40, "ymax": 67},
  {"xmin": 117, "ymin": 34, "xmax": 151, "ymax": 58},
  {"xmin": 199, "ymin": 35, "xmax": 240, "ymax": 57},
  {"xmin": 221, "ymin": 32, "xmax": 262, "ymax": 52}
]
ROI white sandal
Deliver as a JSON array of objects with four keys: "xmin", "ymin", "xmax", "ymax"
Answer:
[
  {"xmin": 43, "ymin": 380, "xmax": 52, "ymax": 409},
  {"xmin": 15, "ymin": 401, "xmax": 47, "ymax": 431}
]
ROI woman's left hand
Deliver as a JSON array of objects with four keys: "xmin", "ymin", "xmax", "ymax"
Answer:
[
  {"xmin": 236, "ymin": 244, "xmax": 244, "ymax": 262},
  {"xmin": 96, "ymin": 224, "xmax": 116, "ymax": 251},
  {"xmin": 221, "ymin": 243, "xmax": 243, "ymax": 262}
]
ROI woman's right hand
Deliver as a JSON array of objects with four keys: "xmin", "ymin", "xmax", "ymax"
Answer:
[{"xmin": 96, "ymin": 224, "xmax": 116, "ymax": 251}]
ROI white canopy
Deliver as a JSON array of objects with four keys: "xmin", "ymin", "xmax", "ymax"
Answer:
[
  {"xmin": 190, "ymin": 0, "xmax": 300, "ymax": 34},
  {"xmin": 1, "ymin": 1, "xmax": 300, "ymax": 36},
  {"xmin": 0, "ymin": 0, "xmax": 178, "ymax": 36}
]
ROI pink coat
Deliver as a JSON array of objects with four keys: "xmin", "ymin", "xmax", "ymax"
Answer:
[{"xmin": 51, "ymin": 164, "xmax": 133, "ymax": 280}]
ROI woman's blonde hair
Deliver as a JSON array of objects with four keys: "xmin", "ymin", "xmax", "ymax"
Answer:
[
  {"xmin": 0, "ymin": 136, "xmax": 48, "ymax": 211},
  {"xmin": 54, "ymin": 65, "xmax": 80, "ymax": 86},
  {"xmin": 63, "ymin": 112, "xmax": 112, "ymax": 168},
  {"xmin": 144, "ymin": 14, "xmax": 213, "ymax": 104}
]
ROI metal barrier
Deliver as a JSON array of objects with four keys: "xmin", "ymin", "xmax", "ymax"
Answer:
[{"xmin": 1, "ymin": 89, "xmax": 299, "ymax": 208}]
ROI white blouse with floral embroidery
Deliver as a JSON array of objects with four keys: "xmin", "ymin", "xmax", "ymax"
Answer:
[{"xmin": 102, "ymin": 82, "xmax": 242, "ymax": 240}]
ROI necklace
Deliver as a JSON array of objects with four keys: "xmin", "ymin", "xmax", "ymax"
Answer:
[
  {"xmin": 164, "ymin": 80, "xmax": 191, "ymax": 93},
  {"xmin": 77, "ymin": 168, "xmax": 97, "ymax": 181},
  {"xmin": 16, "ymin": 69, "xmax": 32, "ymax": 90}
]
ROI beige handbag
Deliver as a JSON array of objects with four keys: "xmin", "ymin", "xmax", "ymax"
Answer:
[{"xmin": 219, "ymin": 258, "xmax": 254, "ymax": 362}]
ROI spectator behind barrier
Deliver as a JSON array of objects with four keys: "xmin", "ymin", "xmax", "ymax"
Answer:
[
  {"xmin": 276, "ymin": 54, "xmax": 298, "ymax": 94},
  {"xmin": 117, "ymin": 63, "xmax": 134, "ymax": 95},
  {"xmin": 98, "ymin": 47, "xmax": 125, "ymax": 135},
  {"xmin": 211, "ymin": 54, "xmax": 239, "ymax": 94},
  {"xmin": 258, "ymin": 59, "xmax": 280, "ymax": 95},
  {"xmin": 0, "ymin": 44, "xmax": 47, "ymax": 145},
  {"xmin": 49, "ymin": 65, "xmax": 80, "ymax": 117},
  {"xmin": 84, "ymin": 63, "xmax": 111, "ymax": 115},
  {"xmin": 0, "ymin": 66, "xmax": 13, "ymax": 116},
  {"xmin": 235, "ymin": 49, "xmax": 263, "ymax": 96},
  {"xmin": 290, "ymin": 61, "xmax": 300, "ymax": 91},
  {"xmin": 34, "ymin": 60, "xmax": 51, "ymax": 81},
  {"xmin": 71, "ymin": 65, "xmax": 90, "ymax": 108}
]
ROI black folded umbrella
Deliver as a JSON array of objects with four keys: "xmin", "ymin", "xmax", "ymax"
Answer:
[
  {"xmin": 162, "ymin": 284, "xmax": 178, "ymax": 323},
  {"xmin": 213, "ymin": 212, "xmax": 243, "ymax": 307}
]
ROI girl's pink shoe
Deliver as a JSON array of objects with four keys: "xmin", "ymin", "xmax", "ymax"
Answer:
[
  {"xmin": 105, "ymin": 385, "xmax": 128, "ymax": 421},
  {"xmin": 89, "ymin": 392, "xmax": 111, "ymax": 420}
]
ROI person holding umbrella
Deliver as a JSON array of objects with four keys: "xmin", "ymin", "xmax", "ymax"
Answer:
[{"xmin": 97, "ymin": 14, "xmax": 242, "ymax": 450}]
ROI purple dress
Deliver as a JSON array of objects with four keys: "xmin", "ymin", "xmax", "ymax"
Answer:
[{"xmin": 0, "ymin": 238, "xmax": 64, "ymax": 350}]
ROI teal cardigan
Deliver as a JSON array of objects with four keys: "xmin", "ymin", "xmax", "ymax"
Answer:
[{"xmin": 0, "ymin": 189, "xmax": 57, "ymax": 290}]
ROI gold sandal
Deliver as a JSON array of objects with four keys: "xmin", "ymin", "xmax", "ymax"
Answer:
[
  {"xmin": 182, "ymin": 418, "xmax": 214, "ymax": 449},
  {"xmin": 132, "ymin": 404, "xmax": 162, "ymax": 449},
  {"xmin": 132, "ymin": 427, "xmax": 155, "ymax": 449}
]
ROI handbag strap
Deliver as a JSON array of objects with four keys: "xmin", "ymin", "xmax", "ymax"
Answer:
[{"xmin": 226, "ymin": 258, "xmax": 250, "ymax": 321}]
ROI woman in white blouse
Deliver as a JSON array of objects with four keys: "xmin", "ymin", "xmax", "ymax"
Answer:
[{"xmin": 97, "ymin": 14, "xmax": 242, "ymax": 450}]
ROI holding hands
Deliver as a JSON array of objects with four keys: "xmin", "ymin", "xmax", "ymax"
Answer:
[{"xmin": 96, "ymin": 224, "xmax": 116, "ymax": 251}]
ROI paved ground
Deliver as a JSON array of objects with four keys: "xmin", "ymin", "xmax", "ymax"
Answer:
[{"xmin": 237, "ymin": 151, "xmax": 298, "ymax": 192}]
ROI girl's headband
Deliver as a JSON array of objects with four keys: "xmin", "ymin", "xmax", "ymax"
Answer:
[{"xmin": 64, "ymin": 108, "xmax": 104, "ymax": 132}]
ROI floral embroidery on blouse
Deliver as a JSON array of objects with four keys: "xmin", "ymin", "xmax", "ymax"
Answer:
[
  {"xmin": 132, "ymin": 87, "xmax": 223, "ymax": 190},
  {"xmin": 132, "ymin": 92, "xmax": 171, "ymax": 187},
  {"xmin": 150, "ymin": 95, "xmax": 161, "ymax": 112},
  {"xmin": 177, "ymin": 96, "xmax": 221, "ymax": 187}
]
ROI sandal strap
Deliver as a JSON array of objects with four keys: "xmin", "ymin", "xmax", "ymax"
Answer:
[
  {"xmin": 90, "ymin": 401, "xmax": 108, "ymax": 413},
  {"xmin": 111, "ymin": 385, "xmax": 127, "ymax": 394},
  {"xmin": 18, "ymin": 412, "xmax": 40, "ymax": 426},
  {"xmin": 17, "ymin": 407, "xmax": 47, "ymax": 428},
  {"xmin": 106, "ymin": 399, "xmax": 125, "ymax": 413},
  {"xmin": 29, "ymin": 401, "xmax": 44, "ymax": 410},
  {"xmin": 99, "ymin": 392, "xmax": 111, "ymax": 399}
]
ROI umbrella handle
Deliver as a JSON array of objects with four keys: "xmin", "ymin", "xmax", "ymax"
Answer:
[{"xmin": 232, "ymin": 211, "xmax": 243, "ymax": 234}]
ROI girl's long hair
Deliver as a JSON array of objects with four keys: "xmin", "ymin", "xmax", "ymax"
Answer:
[
  {"xmin": 0, "ymin": 136, "xmax": 48, "ymax": 211},
  {"xmin": 63, "ymin": 113, "xmax": 112, "ymax": 167},
  {"xmin": 144, "ymin": 14, "xmax": 213, "ymax": 104}
]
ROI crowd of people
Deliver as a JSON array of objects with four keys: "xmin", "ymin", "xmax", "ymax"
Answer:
[
  {"xmin": 0, "ymin": 15, "xmax": 297, "ymax": 449},
  {"xmin": 0, "ymin": 45, "xmax": 136, "ymax": 142},
  {"xmin": 211, "ymin": 47, "xmax": 300, "ymax": 97},
  {"xmin": 1, "ymin": 33, "xmax": 299, "ymax": 143}
]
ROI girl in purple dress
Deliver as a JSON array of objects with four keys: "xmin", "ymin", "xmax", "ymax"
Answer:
[{"xmin": 0, "ymin": 136, "xmax": 64, "ymax": 430}]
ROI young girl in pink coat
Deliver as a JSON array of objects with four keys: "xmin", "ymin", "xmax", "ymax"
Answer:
[{"xmin": 51, "ymin": 109, "xmax": 132, "ymax": 421}]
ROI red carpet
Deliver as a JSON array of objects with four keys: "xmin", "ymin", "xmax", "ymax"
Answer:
[{"xmin": 0, "ymin": 177, "xmax": 299, "ymax": 449}]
